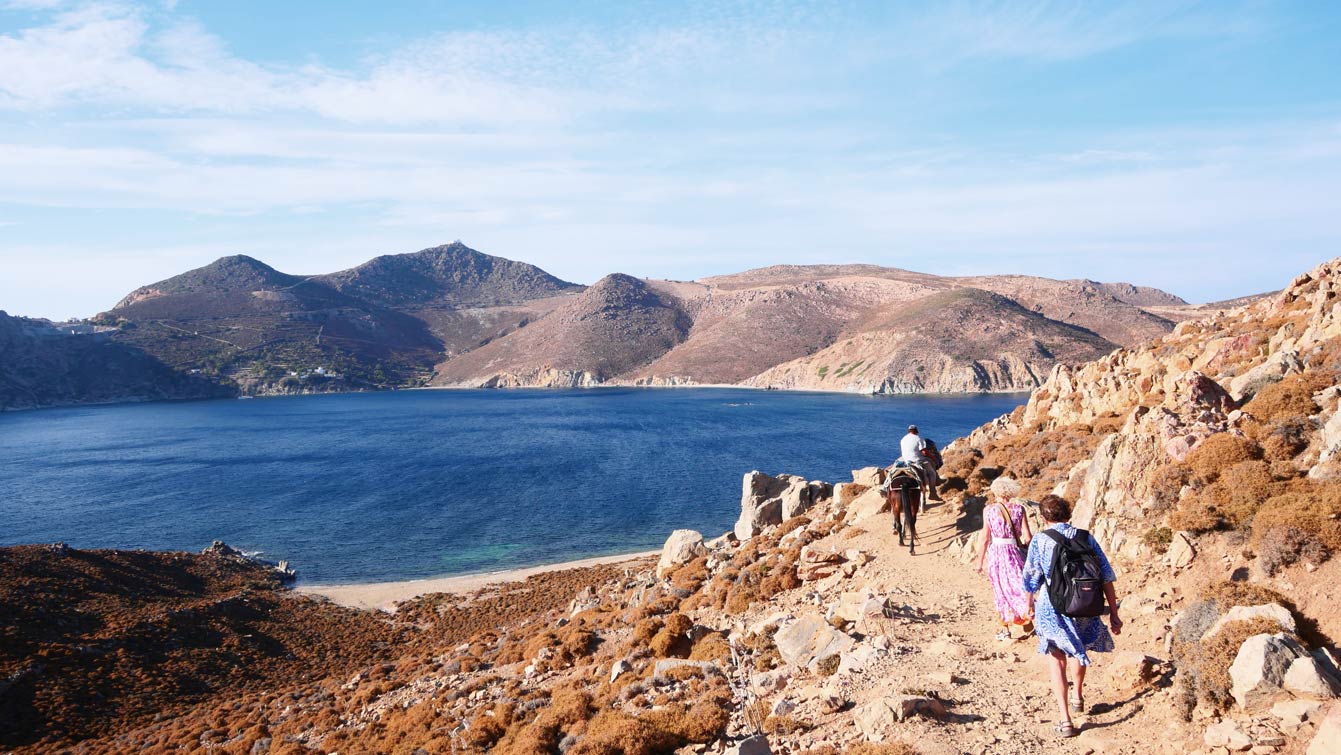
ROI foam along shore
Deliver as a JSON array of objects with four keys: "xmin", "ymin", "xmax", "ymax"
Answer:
[{"xmin": 295, "ymin": 550, "xmax": 659, "ymax": 612}]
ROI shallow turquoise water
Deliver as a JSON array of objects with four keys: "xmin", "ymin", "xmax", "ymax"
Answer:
[{"xmin": 0, "ymin": 388, "xmax": 1024, "ymax": 583}]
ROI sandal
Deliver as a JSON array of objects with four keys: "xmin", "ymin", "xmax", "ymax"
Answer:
[
  {"xmin": 1070, "ymin": 692, "xmax": 1086, "ymax": 714},
  {"xmin": 995, "ymin": 628, "xmax": 1012, "ymax": 641},
  {"xmin": 1055, "ymin": 721, "xmax": 1078, "ymax": 738}
]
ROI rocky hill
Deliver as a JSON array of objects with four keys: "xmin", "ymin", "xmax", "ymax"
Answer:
[
  {"xmin": 11, "ymin": 246, "xmax": 1192, "ymax": 406},
  {"xmin": 0, "ymin": 312, "xmax": 227, "ymax": 410},
  {"xmin": 4, "ymin": 258, "xmax": 1341, "ymax": 755},
  {"xmin": 434, "ymin": 263, "xmax": 1182, "ymax": 393}
]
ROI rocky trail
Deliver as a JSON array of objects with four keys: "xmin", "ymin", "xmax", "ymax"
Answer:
[{"xmin": 722, "ymin": 493, "xmax": 1189, "ymax": 755}]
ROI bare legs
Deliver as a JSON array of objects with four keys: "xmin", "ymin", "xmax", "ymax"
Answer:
[
  {"xmin": 1070, "ymin": 656, "xmax": 1086, "ymax": 710},
  {"xmin": 1046, "ymin": 649, "xmax": 1072, "ymax": 726}
]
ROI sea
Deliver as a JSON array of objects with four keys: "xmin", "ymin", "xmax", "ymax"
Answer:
[{"xmin": 0, "ymin": 388, "xmax": 1024, "ymax": 584}]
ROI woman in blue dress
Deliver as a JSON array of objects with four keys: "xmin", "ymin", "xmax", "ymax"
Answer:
[{"xmin": 1022, "ymin": 494, "xmax": 1123, "ymax": 738}]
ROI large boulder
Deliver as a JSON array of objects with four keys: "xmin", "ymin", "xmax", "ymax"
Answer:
[
  {"xmin": 773, "ymin": 615, "xmax": 855, "ymax": 670},
  {"xmin": 735, "ymin": 471, "xmax": 813, "ymax": 539},
  {"xmin": 1229, "ymin": 633, "xmax": 1309, "ymax": 710},
  {"xmin": 656, "ymin": 529, "xmax": 706, "ymax": 578},
  {"xmin": 1230, "ymin": 349, "xmax": 1303, "ymax": 402}
]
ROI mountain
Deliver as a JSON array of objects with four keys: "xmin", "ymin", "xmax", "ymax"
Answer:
[
  {"xmin": 317, "ymin": 242, "xmax": 582, "ymax": 309},
  {"xmin": 317, "ymin": 242, "xmax": 583, "ymax": 358},
  {"xmin": 9, "ymin": 245, "xmax": 1192, "ymax": 405},
  {"xmin": 434, "ymin": 262, "xmax": 1185, "ymax": 393},
  {"xmin": 432, "ymin": 274, "xmax": 692, "ymax": 387},
  {"xmin": 103, "ymin": 255, "xmax": 446, "ymax": 394},
  {"xmin": 0, "ymin": 312, "xmax": 227, "ymax": 410},
  {"xmin": 742, "ymin": 287, "xmax": 1115, "ymax": 393}
]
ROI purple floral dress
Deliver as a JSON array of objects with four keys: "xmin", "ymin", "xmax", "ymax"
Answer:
[{"xmin": 985, "ymin": 501, "xmax": 1032, "ymax": 625}]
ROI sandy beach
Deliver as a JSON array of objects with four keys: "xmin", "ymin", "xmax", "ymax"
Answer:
[{"xmin": 295, "ymin": 550, "xmax": 659, "ymax": 611}]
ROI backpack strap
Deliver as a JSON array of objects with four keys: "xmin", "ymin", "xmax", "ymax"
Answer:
[{"xmin": 1041, "ymin": 529, "xmax": 1066, "ymax": 546}]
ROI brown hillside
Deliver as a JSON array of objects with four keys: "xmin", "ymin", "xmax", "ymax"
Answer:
[{"xmin": 432, "ymin": 274, "xmax": 692, "ymax": 386}]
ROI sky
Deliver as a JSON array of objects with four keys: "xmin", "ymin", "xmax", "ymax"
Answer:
[{"xmin": 1, "ymin": 1, "xmax": 1340, "ymax": 319}]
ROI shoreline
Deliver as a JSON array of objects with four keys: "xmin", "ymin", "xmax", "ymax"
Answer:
[{"xmin": 295, "ymin": 550, "xmax": 660, "ymax": 612}]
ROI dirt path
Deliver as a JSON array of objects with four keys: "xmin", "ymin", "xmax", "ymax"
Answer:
[{"xmin": 740, "ymin": 499, "xmax": 1188, "ymax": 755}]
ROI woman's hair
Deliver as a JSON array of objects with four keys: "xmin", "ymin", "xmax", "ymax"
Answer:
[
  {"xmin": 1039, "ymin": 494, "xmax": 1072, "ymax": 523},
  {"xmin": 990, "ymin": 476, "xmax": 1021, "ymax": 500}
]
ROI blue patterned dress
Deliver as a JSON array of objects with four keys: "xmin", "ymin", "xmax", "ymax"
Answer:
[{"xmin": 1021, "ymin": 523, "xmax": 1116, "ymax": 666}]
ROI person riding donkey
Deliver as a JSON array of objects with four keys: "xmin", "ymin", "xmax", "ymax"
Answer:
[{"xmin": 898, "ymin": 425, "xmax": 943, "ymax": 502}]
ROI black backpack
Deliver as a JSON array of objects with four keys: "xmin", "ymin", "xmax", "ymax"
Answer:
[{"xmin": 1041, "ymin": 529, "xmax": 1107, "ymax": 618}]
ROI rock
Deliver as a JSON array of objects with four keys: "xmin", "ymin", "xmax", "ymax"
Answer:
[
  {"xmin": 652, "ymin": 659, "xmax": 722, "ymax": 680},
  {"xmin": 851, "ymin": 466, "xmax": 887, "ymax": 488},
  {"xmin": 924, "ymin": 671, "xmax": 957, "ymax": 686},
  {"xmin": 834, "ymin": 482, "xmax": 869, "ymax": 506},
  {"xmin": 1204, "ymin": 720, "xmax": 1253, "ymax": 751},
  {"xmin": 736, "ymin": 471, "xmax": 787, "ymax": 540},
  {"xmin": 1106, "ymin": 652, "xmax": 1159, "ymax": 693},
  {"xmin": 1272, "ymin": 698, "xmax": 1323, "ymax": 726},
  {"xmin": 773, "ymin": 615, "xmax": 856, "ymax": 670},
  {"xmin": 836, "ymin": 643, "xmax": 883, "ymax": 675},
  {"xmin": 815, "ymin": 687, "xmax": 846, "ymax": 714},
  {"xmin": 656, "ymin": 529, "xmax": 707, "ymax": 578},
  {"xmin": 250, "ymin": 738, "xmax": 271, "ymax": 755},
  {"xmin": 1230, "ymin": 349, "xmax": 1303, "ymax": 402},
  {"xmin": 855, "ymin": 695, "xmax": 946, "ymax": 739},
  {"xmin": 1168, "ymin": 531, "xmax": 1197, "ymax": 569},
  {"xmin": 610, "ymin": 659, "xmax": 631, "ymax": 683},
  {"xmin": 770, "ymin": 698, "xmax": 796, "ymax": 717},
  {"xmin": 1230, "ymin": 633, "xmax": 1309, "ymax": 710},
  {"xmin": 829, "ymin": 590, "xmax": 887, "ymax": 624},
  {"xmin": 843, "ymin": 486, "xmax": 889, "ymax": 524},
  {"xmin": 797, "ymin": 544, "xmax": 846, "ymax": 582},
  {"xmin": 751, "ymin": 669, "xmax": 790, "ymax": 693},
  {"xmin": 1206, "ymin": 604, "xmax": 1296, "ymax": 641},
  {"xmin": 780, "ymin": 479, "xmax": 815, "ymax": 520},
  {"xmin": 1285, "ymin": 656, "xmax": 1341, "ymax": 699},
  {"xmin": 727, "ymin": 734, "xmax": 772, "ymax": 755},
  {"xmin": 1308, "ymin": 703, "xmax": 1341, "ymax": 755}
]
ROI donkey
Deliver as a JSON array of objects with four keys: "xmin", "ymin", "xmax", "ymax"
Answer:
[{"xmin": 885, "ymin": 464, "xmax": 923, "ymax": 554}]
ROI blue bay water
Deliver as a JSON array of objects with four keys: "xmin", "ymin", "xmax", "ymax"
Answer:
[{"xmin": 0, "ymin": 389, "xmax": 1024, "ymax": 583}]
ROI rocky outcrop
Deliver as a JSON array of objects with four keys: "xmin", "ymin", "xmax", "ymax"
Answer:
[
  {"xmin": 657, "ymin": 530, "xmax": 706, "ymax": 578},
  {"xmin": 734, "ymin": 471, "xmax": 827, "ymax": 540},
  {"xmin": 1229, "ymin": 633, "xmax": 1309, "ymax": 710}
]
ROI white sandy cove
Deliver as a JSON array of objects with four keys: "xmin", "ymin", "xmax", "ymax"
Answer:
[{"xmin": 295, "ymin": 550, "xmax": 659, "ymax": 612}]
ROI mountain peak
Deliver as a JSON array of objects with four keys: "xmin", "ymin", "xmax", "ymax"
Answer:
[{"xmin": 319, "ymin": 242, "xmax": 581, "ymax": 309}]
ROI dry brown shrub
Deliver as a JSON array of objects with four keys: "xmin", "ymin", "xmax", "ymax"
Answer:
[
  {"xmin": 764, "ymin": 715, "xmax": 809, "ymax": 734},
  {"xmin": 1216, "ymin": 460, "xmax": 1278, "ymax": 526},
  {"xmin": 687, "ymin": 632, "xmax": 731, "ymax": 663},
  {"xmin": 1252, "ymin": 480, "xmax": 1341, "ymax": 550},
  {"xmin": 566, "ymin": 711, "xmax": 679, "ymax": 755},
  {"xmin": 1184, "ymin": 433, "xmax": 1263, "ymax": 484},
  {"xmin": 648, "ymin": 629, "xmax": 691, "ymax": 659},
  {"xmin": 664, "ymin": 613, "xmax": 692, "ymax": 636},
  {"xmin": 1092, "ymin": 413, "xmax": 1126, "ymax": 435},
  {"xmin": 1149, "ymin": 462, "xmax": 1189, "ymax": 513},
  {"xmin": 777, "ymin": 516, "xmax": 811, "ymax": 538},
  {"xmin": 1261, "ymin": 417, "xmax": 1313, "ymax": 461},
  {"xmin": 461, "ymin": 703, "xmax": 514, "ymax": 750},
  {"xmin": 549, "ymin": 688, "xmax": 594, "ymax": 726},
  {"xmin": 632, "ymin": 618, "xmax": 663, "ymax": 645},
  {"xmin": 1245, "ymin": 371, "xmax": 1333, "ymax": 422},
  {"xmin": 1257, "ymin": 527, "xmax": 1331, "ymax": 576},
  {"xmin": 669, "ymin": 557, "xmax": 710, "ymax": 593}
]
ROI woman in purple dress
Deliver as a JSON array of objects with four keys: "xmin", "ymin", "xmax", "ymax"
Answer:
[{"xmin": 975, "ymin": 476, "xmax": 1034, "ymax": 641}]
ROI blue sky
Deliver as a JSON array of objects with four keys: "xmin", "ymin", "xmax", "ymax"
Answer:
[{"xmin": 1, "ymin": 1, "xmax": 1339, "ymax": 319}]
